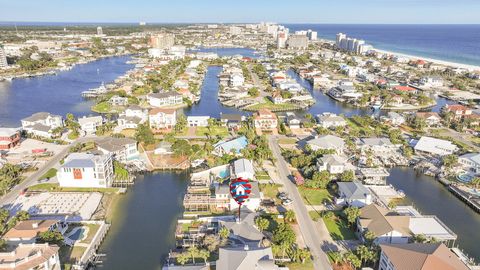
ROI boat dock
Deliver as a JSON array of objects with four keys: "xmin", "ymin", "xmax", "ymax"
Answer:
[{"xmin": 448, "ymin": 185, "xmax": 480, "ymax": 213}]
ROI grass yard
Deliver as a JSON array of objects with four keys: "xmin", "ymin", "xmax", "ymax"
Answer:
[
  {"xmin": 91, "ymin": 101, "xmax": 124, "ymax": 113},
  {"xmin": 278, "ymin": 138, "xmax": 297, "ymax": 145},
  {"xmin": 259, "ymin": 183, "xmax": 282, "ymax": 200},
  {"xmin": 322, "ymin": 211, "xmax": 356, "ymax": 240},
  {"xmin": 40, "ymin": 168, "xmax": 57, "ymax": 179},
  {"xmin": 120, "ymin": 128, "xmax": 136, "ymax": 138},
  {"xmin": 284, "ymin": 261, "xmax": 314, "ymax": 270},
  {"xmin": 298, "ymin": 187, "xmax": 333, "ymax": 205},
  {"xmin": 255, "ymin": 170, "xmax": 271, "ymax": 180},
  {"xmin": 59, "ymin": 245, "xmax": 87, "ymax": 270},
  {"xmin": 195, "ymin": 126, "xmax": 229, "ymax": 137},
  {"xmin": 308, "ymin": 210, "xmax": 322, "ymax": 222}
]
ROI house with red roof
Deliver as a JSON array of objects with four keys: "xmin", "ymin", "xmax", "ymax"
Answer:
[
  {"xmin": 441, "ymin": 104, "xmax": 472, "ymax": 120},
  {"xmin": 393, "ymin": 85, "xmax": 418, "ymax": 94}
]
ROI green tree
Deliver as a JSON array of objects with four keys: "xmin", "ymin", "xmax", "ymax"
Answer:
[
  {"xmin": 343, "ymin": 206, "xmax": 360, "ymax": 226},
  {"xmin": 198, "ymin": 249, "xmax": 210, "ymax": 264},
  {"xmin": 255, "ymin": 217, "xmax": 270, "ymax": 232},
  {"xmin": 248, "ymin": 87, "xmax": 259, "ymax": 97},
  {"xmin": 339, "ymin": 170, "xmax": 355, "ymax": 182},
  {"xmin": 363, "ymin": 230, "xmax": 376, "ymax": 246},
  {"xmin": 202, "ymin": 235, "xmax": 220, "ymax": 252},
  {"xmin": 177, "ymin": 252, "xmax": 189, "ymax": 265},
  {"xmin": 442, "ymin": 154, "xmax": 458, "ymax": 169},
  {"xmin": 344, "ymin": 251, "xmax": 361, "ymax": 269},
  {"xmin": 175, "ymin": 115, "xmax": 187, "ymax": 133},
  {"xmin": 328, "ymin": 251, "xmax": 343, "ymax": 265},
  {"xmin": 188, "ymin": 246, "xmax": 198, "ymax": 264},
  {"xmin": 38, "ymin": 231, "xmax": 64, "ymax": 245},
  {"xmin": 219, "ymin": 226, "xmax": 230, "ymax": 239},
  {"xmin": 134, "ymin": 124, "xmax": 155, "ymax": 145},
  {"xmin": 284, "ymin": 210, "xmax": 296, "ymax": 223},
  {"xmin": 172, "ymin": 139, "xmax": 192, "ymax": 157}
]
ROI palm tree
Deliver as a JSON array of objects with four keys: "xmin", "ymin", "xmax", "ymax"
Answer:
[
  {"xmin": 296, "ymin": 248, "xmax": 311, "ymax": 264},
  {"xmin": 177, "ymin": 253, "xmax": 189, "ymax": 265},
  {"xmin": 188, "ymin": 246, "xmax": 198, "ymax": 265},
  {"xmin": 329, "ymin": 251, "xmax": 343, "ymax": 265},
  {"xmin": 255, "ymin": 217, "xmax": 269, "ymax": 232},
  {"xmin": 198, "ymin": 249, "xmax": 210, "ymax": 264},
  {"xmin": 219, "ymin": 227, "xmax": 230, "ymax": 240},
  {"xmin": 471, "ymin": 177, "xmax": 480, "ymax": 189},
  {"xmin": 284, "ymin": 210, "xmax": 296, "ymax": 223},
  {"xmin": 355, "ymin": 245, "xmax": 370, "ymax": 266}
]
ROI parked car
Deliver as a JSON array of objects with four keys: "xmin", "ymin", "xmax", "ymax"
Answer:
[
  {"xmin": 277, "ymin": 192, "xmax": 288, "ymax": 200},
  {"xmin": 282, "ymin": 198, "xmax": 293, "ymax": 206}
]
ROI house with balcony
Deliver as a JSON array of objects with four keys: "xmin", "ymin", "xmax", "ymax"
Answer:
[
  {"xmin": 78, "ymin": 115, "xmax": 103, "ymax": 135},
  {"xmin": 149, "ymin": 108, "xmax": 177, "ymax": 130},
  {"xmin": 306, "ymin": 134, "xmax": 345, "ymax": 154},
  {"xmin": 253, "ymin": 109, "xmax": 278, "ymax": 132},
  {"xmin": 57, "ymin": 152, "xmax": 114, "ymax": 188},
  {"xmin": 117, "ymin": 105, "xmax": 148, "ymax": 130},
  {"xmin": 0, "ymin": 128, "xmax": 21, "ymax": 150},
  {"xmin": 147, "ymin": 91, "xmax": 183, "ymax": 107},
  {"xmin": 336, "ymin": 181, "xmax": 372, "ymax": 208},
  {"xmin": 21, "ymin": 112, "xmax": 63, "ymax": 138},
  {"xmin": 96, "ymin": 137, "xmax": 139, "ymax": 162},
  {"xmin": 316, "ymin": 154, "xmax": 355, "ymax": 174},
  {"xmin": 0, "ymin": 243, "xmax": 61, "ymax": 270}
]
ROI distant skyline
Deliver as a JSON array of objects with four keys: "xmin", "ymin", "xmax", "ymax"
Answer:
[{"xmin": 1, "ymin": 0, "xmax": 480, "ymax": 24}]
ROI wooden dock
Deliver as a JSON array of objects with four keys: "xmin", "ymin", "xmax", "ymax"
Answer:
[{"xmin": 448, "ymin": 185, "xmax": 480, "ymax": 213}]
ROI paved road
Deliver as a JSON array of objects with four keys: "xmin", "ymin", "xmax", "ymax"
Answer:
[
  {"xmin": 0, "ymin": 136, "xmax": 104, "ymax": 207},
  {"xmin": 268, "ymin": 135, "xmax": 332, "ymax": 270}
]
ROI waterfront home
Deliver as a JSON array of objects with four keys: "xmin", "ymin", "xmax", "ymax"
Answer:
[
  {"xmin": 57, "ymin": 153, "xmax": 114, "ymax": 188},
  {"xmin": 316, "ymin": 113, "xmax": 347, "ymax": 129},
  {"xmin": 286, "ymin": 112, "xmax": 301, "ymax": 129},
  {"xmin": 382, "ymin": 112, "xmax": 405, "ymax": 126},
  {"xmin": 253, "ymin": 109, "xmax": 278, "ymax": 132},
  {"xmin": 21, "ymin": 112, "xmax": 63, "ymax": 138},
  {"xmin": 213, "ymin": 136, "xmax": 248, "ymax": 156},
  {"xmin": 187, "ymin": 116, "xmax": 210, "ymax": 127},
  {"xmin": 0, "ymin": 127, "xmax": 21, "ymax": 150},
  {"xmin": 420, "ymin": 76, "xmax": 444, "ymax": 88},
  {"xmin": 413, "ymin": 136, "xmax": 458, "ymax": 156},
  {"xmin": 109, "ymin": 95, "xmax": 129, "ymax": 106},
  {"xmin": 219, "ymin": 212, "xmax": 264, "ymax": 248},
  {"xmin": 357, "ymin": 137, "xmax": 396, "ymax": 155},
  {"xmin": 316, "ymin": 154, "xmax": 355, "ymax": 174},
  {"xmin": 117, "ymin": 105, "xmax": 148, "ymax": 130},
  {"xmin": 393, "ymin": 85, "xmax": 418, "ymax": 94},
  {"xmin": 358, "ymin": 168, "xmax": 390, "ymax": 185},
  {"xmin": 458, "ymin": 153, "xmax": 480, "ymax": 174},
  {"xmin": 147, "ymin": 91, "xmax": 183, "ymax": 107},
  {"xmin": 328, "ymin": 80, "xmax": 363, "ymax": 100},
  {"xmin": 379, "ymin": 243, "xmax": 469, "ymax": 270},
  {"xmin": 357, "ymin": 204, "xmax": 411, "ymax": 244},
  {"xmin": 78, "ymin": 115, "xmax": 103, "ymax": 135},
  {"xmin": 415, "ymin": 112, "xmax": 442, "ymax": 127},
  {"xmin": 216, "ymin": 246, "xmax": 279, "ymax": 270},
  {"xmin": 441, "ymin": 104, "xmax": 472, "ymax": 120},
  {"xmin": 220, "ymin": 113, "xmax": 244, "ymax": 130},
  {"xmin": 231, "ymin": 158, "xmax": 255, "ymax": 180},
  {"xmin": 336, "ymin": 181, "xmax": 372, "ymax": 208},
  {"xmin": 96, "ymin": 137, "xmax": 139, "ymax": 162},
  {"xmin": 306, "ymin": 134, "xmax": 345, "ymax": 154},
  {"xmin": 215, "ymin": 181, "xmax": 261, "ymax": 212},
  {"xmin": 154, "ymin": 141, "xmax": 173, "ymax": 155},
  {"xmin": 269, "ymin": 91, "xmax": 284, "ymax": 104},
  {"xmin": 3, "ymin": 219, "xmax": 67, "ymax": 244},
  {"xmin": 230, "ymin": 73, "xmax": 245, "ymax": 87},
  {"xmin": 149, "ymin": 108, "xmax": 177, "ymax": 130},
  {"xmin": 0, "ymin": 243, "xmax": 61, "ymax": 270}
]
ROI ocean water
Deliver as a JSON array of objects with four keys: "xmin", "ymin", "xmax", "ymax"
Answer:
[{"xmin": 285, "ymin": 24, "xmax": 480, "ymax": 67}]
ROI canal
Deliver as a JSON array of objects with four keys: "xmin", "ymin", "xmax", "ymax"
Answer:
[{"xmin": 0, "ymin": 55, "xmax": 134, "ymax": 127}]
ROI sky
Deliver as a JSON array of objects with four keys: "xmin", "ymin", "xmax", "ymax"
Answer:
[{"xmin": 1, "ymin": 0, "xmax": 480, "ymax": 24}]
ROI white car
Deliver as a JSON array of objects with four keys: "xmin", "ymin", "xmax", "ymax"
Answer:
[{"xmin": 282, "ymin": 198, "xmax": 293, "ymax": 206}]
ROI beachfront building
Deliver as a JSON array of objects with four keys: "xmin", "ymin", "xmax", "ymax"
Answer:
[
  {"xmin": 357, "ymin": 137, "xmax": 396, "ymax": 155},
  {"xmin": 117, "ymin": 105, "xmax": 148, "ymax": 130},
  {"xmin": 253, "ymin": 109, "xmax": 278, "ymax": 131},
  {"xmin": 96, "ymin": 137, "xmax": 139, "ymax": 162},
  {"xmin": 21, "ymin": 112, "xmax": 63, "ymax": 138},
  {"xmin": 316, "ymin": 154, "xmax": 355, "ymax": 174},
  {"xmin": 78, "ymin": 115, "xmax": 103, "ymax": 135},
  {"xmin": 213, "ymin": 136, "xmax": 248, "ymax": 156},
  {"xmin": 147, "ymin": 92, "xmax": 183, "ymax": 108},
  {"xmin": 0, "ymin": 128, "xmax": 21, "ymax": 150},
  {"xmin": 187, "ymin": 116, "xmax": 210, "ymax": 127},
  {"xmin": 149, "ymin": 33, "xmax": 175, "ymax": 50},
  {"xmin": 413, "ymin": 136, "xmax": 458, "ymax": 156},
  {"xmin": 378, "ymin": 243, "xmax": 469, "ymax": 270},
  {"xmin": 0, "ymin": 243, "xmax": 61, "ymax": 270},
  {"xmin": 287, "ymin": 35, "xmax": 308, "ymax": 49},
  {"xmin": 57, "ymin": 153, "xmax": 114, "ymax": 188},
  {"xmin": 0, "ymin": 44, "xmax": 7, "ymax": 68},
  {"xmin": 328, "ymin": 80, "xmax": 363, "ymax": 100},
  {"xmin": 149, "ymin": 108, "xmax": 177, "ymax": 130},
  {"xmin": 336, "ymin": 181, "xmax": 372, "ymax": 208},
  {"xmin": 220, "ymin": 114, "xmax": 244, "ymax": 130},
  {"xmin": 306, "ymin": 134, "xmax": 345, "ymax": 154}
]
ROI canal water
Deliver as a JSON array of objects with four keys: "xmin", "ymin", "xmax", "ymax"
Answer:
[
  {"xmin": 0, "ymin": 55, "xmax": 134, "ymax": 127},
  {"xmin": 98, "ymin": 172, "xmax": 189, "ymax": 270},
  {"xmin": 388, "ymin": 168, "xmax": 480, "ymax": 262}
]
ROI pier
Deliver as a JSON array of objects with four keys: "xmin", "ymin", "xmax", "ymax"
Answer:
[{"xmin": 448, "ymin": 185, "xmax": 480, "ymax": 213}]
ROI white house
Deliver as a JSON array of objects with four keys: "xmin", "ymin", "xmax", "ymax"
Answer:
[
  {"xmin": 231, "ymin": 158, "xmax": 255, "ymax": 180},
  {"xmin": 149, "ymin": 108, "xmax": 177, "ymax": 130},
  {"xmin": 21, "ymin": 112, "xmax": 63, "ymax": 138},
  {"xmin": 109, "ymin": 95, "xmax": 129, "ymax": 106},
  {"xmin": 147, "ymin": 92, "xmax": 183, "ymax": 107},
  {"xmin": 215, "ymin": 181, "xmax": 261, "ymax": 212},
  {"xmin": 117, "ymin": 105, "xmax": 148, "ymax": 130},
  {"xmin": 307, "ymin": 134, "xmax": 345, "ymax": 154},
  {"xmin": 336, "ymin": 181, "xmax": 372, "ymax": 208},
  {"xmin": 57, "ymin": 153, "xmax": 114, "ymax": 188},
  {"xmin": 187, "ymin": 116, "xmax": 210, "ymax": 127},
  {"xmin": 316, "ymin": 154, "xmax": 355, "ymax": 174},
  {"xmin": 413, "ymin": 136, "xmax": 458, "ymax": 156},
  {"xmin": 96, "ymin": 137, "xmax": 139, "ymax": 162},
  {"xmin": 420, "ymin": 76, "xmax": 444, "ymax": 88},
  {"xmin": 459, "ymin": 153, "xmax": 480, "ymax": 174},
  {"xmin": 78, "ymin": 115, "xmax": 103, "ymax": 135},
  {"xmin": 317, "ymin": 113, "xmax": 347, "ymax": 129},
  {"xmin": 230, "ymin": 73, "xmax": 245, "ymax": 87}
]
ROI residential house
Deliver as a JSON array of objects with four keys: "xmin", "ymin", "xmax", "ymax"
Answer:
[
  {"xmin": 219, "ymin": 212, "xmax": 264, "ymax": 248},
  {"xmin": 230, "ymin": 73, "xmax": 245, "ymax": 87},
  {"xmin": 213, "ymin": 136, "xmax": 248, "ymax": 156},
  {"xmin": 149, "ymin": 108, "xmax": 177, "ymax": 130},
  {"xmin": 216, "ymin": 246, "xmax": 279, "ymax": 270},
  {"xmin": 357, "ymin": 204, "xmax": 411, "ymax": 244},
  {"xmin": 109, "ymin": 95, "xmax": 129, "ymax": 106},
  {"xmin": 21, "ymin": 112, "xmax": 63, "ymax": 138},
  {"xmin": 286, "ymin": 112, "xmax": 301, "ymax": 129},
  {"xmin": 459, "ymin": 153, "xmax": 480, "ymax": 174},
  {"xmin": 317, "ymin": 113, "xmax": 347, "ymax": 129},
  {"xmin": 147, "ymin": 92, "xmax": 183, "ymax": 107},
  {"xmin": 316, "ymin": 154, "xmax": 355, "ymax": 174},
  {"xmin": 420, "ymin": 76, "xmax": 444, "ymax": 88},
  {"xmin": 231, "ymin": 158, "xmax": 255, "ymax": 180},
  {"xmin": 357, "ymin": 137, "xmax": 396, "ymax": 155},
  {"xmin": 413, "ymin": 136, "xmax": 458, "ymax": 156},
  {"xmin": 117, "ymin": 105, "xmax": 148, "ymax": 130},
  {"xmin": 336, "ymin": 181, "xmax": 372, "ymax": 208},
  {"xmin": 220, "ymin": 113, "xmax": 244, "ymax": 130},
  {"xmin": 187, "ymin": 116, "xmax": 210, "ymax": 127},
  {"xmin": 393, "ymin": 85, "xmax": 418, "ymax": 94},
  {"xmin": 0, "ymin": 243, "xmax": 61, "ymax": 270},
  {"xmin": 441, "ymin": 104, "xmax": 472, "ymax": 120},
  {"xmin": 215, "ymin": 181, "xmax": 261, "ymax": 212},
  {"xmin": 57, "ymin": 153, "xmax": 114, "ymax": 188},
  {"xmin": 415, "ymin": 112, "xmax": 442, "ymax": 127},
  {"xmin": 78, "ymin": 115, "xmax": 103, "ymax": 135},
  {"xmin": 328, "ymin": 80, "xmax": 363, "ymax": 100},
  {"xmin": 3, "ymin": 220, "xmax": 67, "ymax": 244},
  {"xmin": 382, "ymin": 112, "xmax": 405, "ymax": 126},
  {"xmin": 253, "ymin": 109, "xmax": 278, "ymax": 131},
  {"xmin": 358, "ymin": 168, "xmax": 390, "ymax": 185},
  {"xmin": 0, "ymin": 128, "xmax": 21, "ymax": 150},
  {"xmin": 306, "ymin": 134, "xmax": 345, "ymax": 154},
  {"xmin": 96, "ymin": 137, "xmax": 139, "ymax": 162},
  {"xmin": 378, "ymin": 243, "xmax": 469, "ymax": 270}
]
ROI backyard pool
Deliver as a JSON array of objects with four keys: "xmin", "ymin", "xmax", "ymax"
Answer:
[{"xmin": 67, "ymin": 227, "xmax": 88, "ymax": 241}]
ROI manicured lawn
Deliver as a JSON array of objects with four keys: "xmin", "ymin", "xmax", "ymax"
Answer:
[
  {"xmin": 91, "ymin": 101, "xmax": 123, "ymax": 113},
  {"xmin": 278, "ymin": 138, "xmax": 297, "ymax": 144},
  {"xmin": 80, "ymin": 223, "xmax": 101, "ymax": 244},
  {"xmin": 308, "ymin": 210, "xmax": 322, "ymax": 222},
  {"xmin": 195, "ymin": 126, "xmax": 229, "ymax": 137},
  {"xmin": 259, "ymin": 183, "xmax": 282, "ymax": 200},
  {"xmin": 245, "ymin": 100, "xmax": 300, "ymax": 112},
  {"xmin": 322, "ymin": 211, "xmax": 356, "ymax": 240},
  {"xmin": 120, "ymin": 128, "xmax": 136, "ymax": 138},
  {"xmin": 284, "ymin": 261, "xmax": 314, "ymax": 270},
  {"xmin": 255, "ymin": 170, "xmax": 270, "ymax": 180},
  {"xmin": 40, "ymin": 168, "xmax": 57, "ymax": 179},
  {"xmin": 298, "ymin": 187, "xmax": 333, "ymax": 205},
  {"xmin": 59, "ymin": 245, "xmax": 87, "ymax": 270}
]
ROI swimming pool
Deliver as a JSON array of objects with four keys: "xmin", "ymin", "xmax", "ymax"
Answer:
[
  {"xmin": 67, "ymin": 227, "xmax": 87, "ymax": 241},
  {"xmin": 457, "ymin": 173, "xmax": 474, "ymax": 183},
  {"xmin": 218, "ymin": 169, "xmax": 230, "ymax": 179}
]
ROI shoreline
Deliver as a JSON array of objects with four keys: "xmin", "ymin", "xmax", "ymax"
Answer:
[{"xmin": 317, "ymin": 38, "xmax": 480, "ymax": 71}]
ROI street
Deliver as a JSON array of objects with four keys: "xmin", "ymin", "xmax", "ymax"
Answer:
[{"xmin": 267, "ymin": 135, "xmax": 332, "ymax": 270}]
